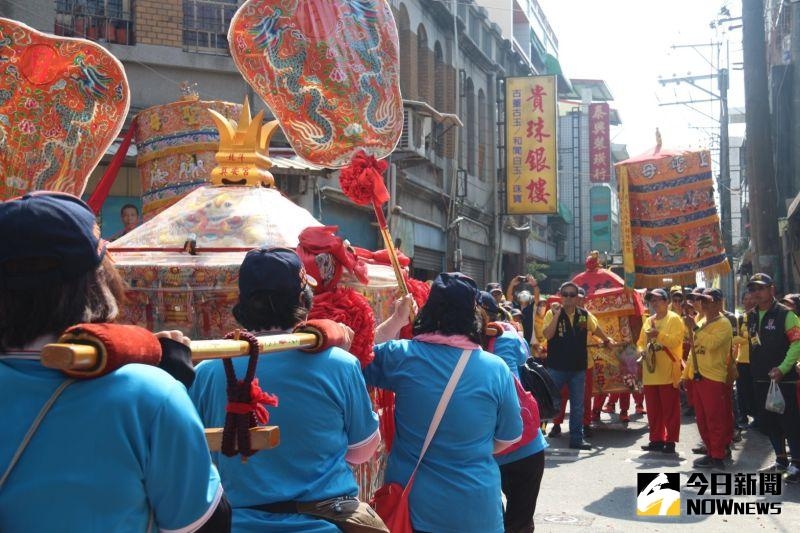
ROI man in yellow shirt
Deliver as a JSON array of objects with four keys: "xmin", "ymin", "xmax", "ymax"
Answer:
[
  {"xmin": 637, "ymin": 289, "xmax": 685, "ymax": 454},
  {"xmin": 684, "ymin": 288, "xmax": 734, "ymax": 469},
  {"xmin": 734, "ymin": 292, "xmax": 755, "ymax": 428},
  {"xmin": 543, "ymin": 281, "xmax": 614, "ymax": 450}
]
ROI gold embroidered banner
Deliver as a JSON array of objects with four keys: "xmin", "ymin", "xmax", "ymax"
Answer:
[{"xmin": 615, "ymin": 148, "xmax": 730, "ymax": 288}]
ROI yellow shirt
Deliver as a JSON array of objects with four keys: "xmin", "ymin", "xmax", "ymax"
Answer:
[
  {"xmin": 734, "ymin": 316, "xmax": 749, "ymax": 364},
  {"xmin": 684, "ymin": 314, "xmax": 733, "ymax": 383},
  {"xmin": 636, "ymin": 310, "xmax": 685, "ymax": 386},
  {"xmin": 544, "ymin": 308, "xmax": 600, "ymax": 368},
  {"xmin": 534, "ymin": 312, "xmax": 545, "ymax": 345}
]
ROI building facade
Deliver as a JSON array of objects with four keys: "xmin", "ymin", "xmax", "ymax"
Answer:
[{"xmin": 5, "ymin": 0, "xmax": 624, "ymax": 289}]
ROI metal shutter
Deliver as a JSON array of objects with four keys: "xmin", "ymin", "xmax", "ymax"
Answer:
[
  {"xmin": 412, "ymin": 246, "xmax": 445, "ymax": 272},
  {"xmin": 461, "ymin": 257, "xmax": 486, "ymax": 288}
]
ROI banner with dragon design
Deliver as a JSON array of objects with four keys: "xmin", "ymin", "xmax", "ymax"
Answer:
[
  {"xmin": 616, "ymin": 147, "xmax": 730, "ymax": 288},
  {"xmin": 0, "ymin": 18, "xmax": 129, "ymax": 199},
  {"xmin": 228, "ymin": 0, "xmax": 402, "ymax": 168}
]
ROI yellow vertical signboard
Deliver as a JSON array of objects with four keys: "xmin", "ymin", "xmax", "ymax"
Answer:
[{"xmin": 505, "ymin": 76, "xmax": 558, "ymax": 214}]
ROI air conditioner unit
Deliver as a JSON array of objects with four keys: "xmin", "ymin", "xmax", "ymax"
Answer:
[{"xmin": 397, "ymin": 108, "xmax": 433, "ymax": 159}]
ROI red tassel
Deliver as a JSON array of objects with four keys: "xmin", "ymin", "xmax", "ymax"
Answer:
[{"xmin": 339, "ymin": 150, "xmax": 390, "ymax": 206}]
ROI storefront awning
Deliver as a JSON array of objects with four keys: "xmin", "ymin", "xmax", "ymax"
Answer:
[
  {"xmin": 103, "ymin": 142, "xmax": 326, "ymax": 174},
  {"xmin": 544, "ymin": 53, "xmax": 575, "ymax": 97}
]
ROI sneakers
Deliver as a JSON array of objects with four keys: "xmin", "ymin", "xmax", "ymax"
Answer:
[
  {"xmin": 691, "ymin": 444, "xmax": 707, "ymax": 455},
  {"xmin": 641, "ymin": 441, "xmax": 665, "ymax": 452},
  {"xmin": 759, "ymin": 461, "xmax": 789, "ymax": 473},
  {"xmin": 662, "ymin": 442, "xmax": 677, "ymax": 454},
  {"xmin": 547, "ymin": 424, "xmax": 562, "ymax": 438},
  {"xmin": 569, "ymin": 440, "xmax": 592, "ymax": 450},
  {"xmin": 785, "ymin": 464, "xmax": 800, "ymax": 484},
  {"xmin": 694, "ymin": 455, "xmax": 725, "ymax": 469}
]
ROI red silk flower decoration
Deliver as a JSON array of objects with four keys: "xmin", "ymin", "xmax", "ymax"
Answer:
[
  {"xmin": 339, "ymin": 151, "xmax": 390, "ymax": 206},
  {"xmin": 399, "ymin": 277, "xmax": 431, "ymax": 339},
  {"xmin": 309, "ymin": 287, "xmax": 376, "ymax": 367}
]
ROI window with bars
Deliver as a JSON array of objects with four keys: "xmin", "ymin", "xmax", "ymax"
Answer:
[
  {"xmin": 182, "ymin": 0, "xmax": 238, "ymax": 54},
  {"xmin": 54, "ymin": 0, "xmax": 134, "ymax": 45}
]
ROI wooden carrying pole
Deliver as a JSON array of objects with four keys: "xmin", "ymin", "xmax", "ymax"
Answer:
[
  {"xmin": 40, "ymin": 332, "xmax": 320, "ymax": 372},
  {"xmin": 39, "ymin": 331, "xmax": 319, "ymax": 453}
]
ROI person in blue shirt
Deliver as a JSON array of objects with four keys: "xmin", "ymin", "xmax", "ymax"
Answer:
[
  {"xmin": 190, "ymin": 247, "xmax": 390, "ymax": 532},
  {"xmin": 364, "ymin": 272, "xmax": 523, "ymax": 533},
  {"xmin": 0, "ymin": 192, "xmax": 229, "ymax": 532},
  {"xmin": 479, "ymin": 291, "xmax": 548, "ymax": 533}
]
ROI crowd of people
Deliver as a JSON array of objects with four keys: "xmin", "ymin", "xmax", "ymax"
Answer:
[
  {"xmin": 491, "ymin": 272, "xmax": 800, "ymax": 482},
  {"xmin": 2, "ymin": 193, "xmax": 800, "ymax": 532}
]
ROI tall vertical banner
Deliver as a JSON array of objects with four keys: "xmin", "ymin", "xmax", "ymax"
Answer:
[
  {"xmin": 590, "ymin": 185, "xmax": 612, "ymax": 252},
  {"xmin": 615, "ymin": 148, "xmax": 730, "ymax": 288},
  {"xmin": 589, "ymin": 103, "xmax": 611, "ymax": 183},
  {"xmin": 505, "ymin": 76, "xmax": 558, "ymax": 214}
]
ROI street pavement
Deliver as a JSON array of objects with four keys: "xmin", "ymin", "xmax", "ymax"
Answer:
[{"xmin": 534, "ymin": 408, "xmax": 800, "ymax": 532}]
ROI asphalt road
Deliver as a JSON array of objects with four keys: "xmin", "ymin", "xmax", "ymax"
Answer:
[{"xmin": 533, "ymin": 408, "xmax": 800, "ymax": 532}]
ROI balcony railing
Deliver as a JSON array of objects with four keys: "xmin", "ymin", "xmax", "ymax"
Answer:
[{"xmin": 55, "ymin": 12, "xmax": 134, "ymax": 45}]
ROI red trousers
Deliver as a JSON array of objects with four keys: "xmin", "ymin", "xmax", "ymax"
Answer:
[
  {"xmin": 593, "ymin": 391, "xmax": 645, "ymax": 416},
  {"xmin": 554, "ymin": 367, "xmax": 593, "ymax": 425},
  {"xmin": 693, "ymin": 378, "xmax": 732, "ymax": 459},
  {"xmin": 643, "ymin": 384, "xmax": 680, "ymax": 443},
  {"xmin": 685, "ymin": 380, "xmax": 695, "ymax": 406}
]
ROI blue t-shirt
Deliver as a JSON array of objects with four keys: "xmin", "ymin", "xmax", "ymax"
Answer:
[
  {"xmin": 488, "ymin": 326, "xmax": 529, "ymax": 378},
  {"xmin": 190, "ymin": 346, "xmax": 379, "ymax": 532},
  {"xmin": 487, "ymin": 326, "xmax": 548, "ymax": 465},
  {"xmin": 0, "ymin": 357, "xmax": 222, "ymax": 533},
  {"xmin": 364, "ymin": 339, "xmax": 522, "ymax": 533}
]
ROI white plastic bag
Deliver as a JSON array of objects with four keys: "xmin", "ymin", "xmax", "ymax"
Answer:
[{"xmin": 765, "ymin": 380, "xmax": 786, "ymax": 414}]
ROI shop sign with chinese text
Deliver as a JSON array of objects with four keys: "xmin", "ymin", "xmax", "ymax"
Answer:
[
  {"xmin": 505, "ymin": 76, "xmax": 558, "ymax": 214},
  {"xmin": 589, "ymin": 103, "xmax": 611, "ymax": 183}
]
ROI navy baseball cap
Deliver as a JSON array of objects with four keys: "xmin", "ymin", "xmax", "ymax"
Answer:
[
  {"xmin": 645, "ymin": 288, "xmax": 669, "ymax": 301},
  {"xmin": 0, "ymin": 192, "xmax": 106, "ymax": 288},
  {"xmin": 559, "ymin": 281, "xmax": 579, "ymax": 293},
  {"xmin": 686, "ymin": 287, "xmax": 705, "ymax": 300},
  {"xmin": 238, "ymin": 247, "xmax": 317, "ymax": 298},
  {"xmin": 426, "ymin": 272, "xmax": 478, "ymax": 312},
  {"xmin": 486, "ymin": 282, "xmax": 503, "ymax": 294},
  {"xmin": 699, "ymin": 288, "xmax": 723, "ymax": 301},
  {"xmin": 478, "ymin": 290, "xmax": 500, "ymax": 314},
  {"xmin": 747, "ymin": 273, "xmax": 774, "ymax": 287}
]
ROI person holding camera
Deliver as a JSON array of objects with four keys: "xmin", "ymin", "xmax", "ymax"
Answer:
[
  {"xmin": 506, "ymin": 275, "xmax": 538, "ymax": 346},
  {"xmin": 542, "ymin": 281, "xmax": 614, "ymax": 450}
]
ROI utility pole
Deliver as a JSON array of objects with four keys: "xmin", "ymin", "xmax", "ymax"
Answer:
[
  {"xmin": 742, "ymin": 0, "xmax": 779, "ymax": 278},
  {"xmin": 658, "ymin": 64, "xmax": 734, "ymax": 297},
  {"xmin": 719, "ymin": 67, "xmax": 732, "ymax": 263}
]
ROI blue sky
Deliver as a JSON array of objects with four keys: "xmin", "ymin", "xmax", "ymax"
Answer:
[{"xmin": 536, "ymin": 0, "xmax": 746, "ymax": 156}]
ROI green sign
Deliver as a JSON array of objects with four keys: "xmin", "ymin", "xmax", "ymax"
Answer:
[{"xmin": 590, "ymin": 186, "xmax": 612, "ymax": 252}]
